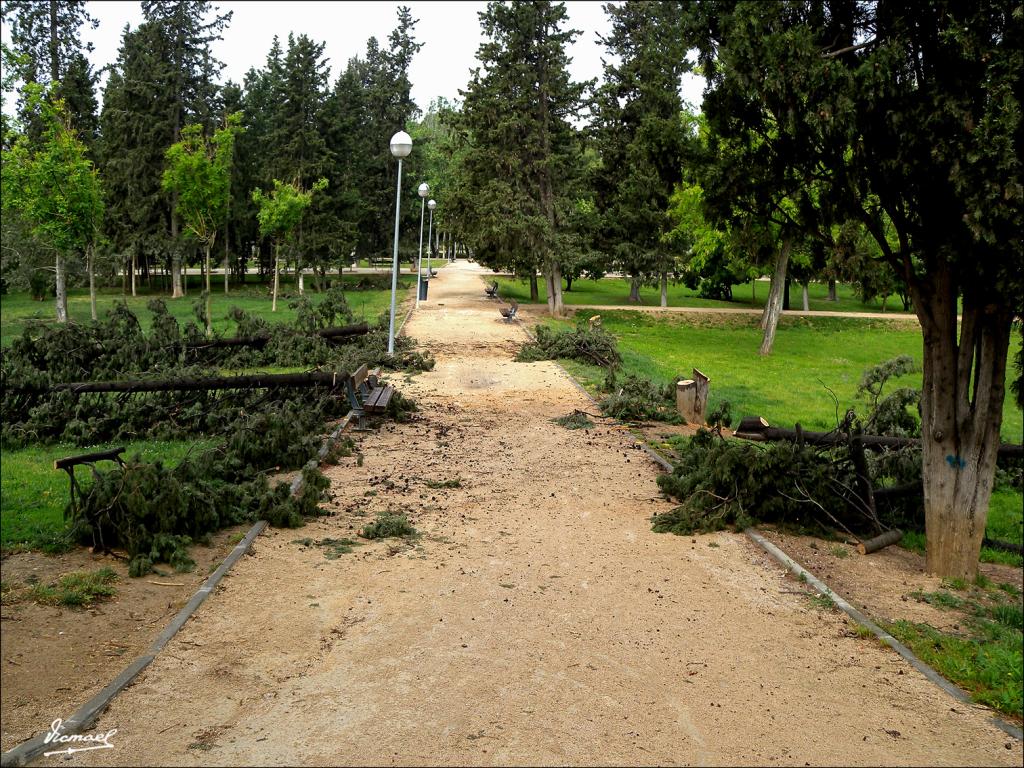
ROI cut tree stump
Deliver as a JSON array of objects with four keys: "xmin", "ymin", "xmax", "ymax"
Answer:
[{"xmin": 677, "ymin": 368, "xmax": 711, "ymax": 424}]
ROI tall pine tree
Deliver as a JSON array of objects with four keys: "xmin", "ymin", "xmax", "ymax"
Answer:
[
  {"xmin": 592, "ymin": 1, "xmax": 690, "ymax": 306},
  {"xmin": 451, "ymin": 1, "xmax": 585, "ymax": 315}
]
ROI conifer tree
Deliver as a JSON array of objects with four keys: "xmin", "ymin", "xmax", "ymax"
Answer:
[
  {"xmin": 1, "ymin": 0, "xmax": 98, "ymax": 141},
  {"xmin": 451, "ymin": 1, "xmax": 585, "ymax": 315},
  {"xmin": 592, "ymin": 1, "xmax": 690, "ymax": 307},
  {"xmin": 139, "ymin": 0, "xmax": 232, "ymax": 297}
]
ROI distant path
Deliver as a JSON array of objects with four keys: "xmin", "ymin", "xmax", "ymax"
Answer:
[
  {"xmin": 66, "ymin": 261, "xmax": 1016, "ymax": 766},
  {"xmin": 561, "ymin": 303, "xmax": 921, "ymax": 322}
]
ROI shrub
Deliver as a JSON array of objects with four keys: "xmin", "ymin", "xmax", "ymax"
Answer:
[{"xmin": 361, "ymin": 513, "xmax": 416, "ymax": 539}]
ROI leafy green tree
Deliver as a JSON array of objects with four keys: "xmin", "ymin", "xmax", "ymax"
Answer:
[
  {"xmin": 162, "ymin": 114, "xmax": 242, "ymax": 336},
  {"xmin": 2, "ymin": 88, "xmax": 103, "ymax": 322},
  {"xmin": 251, "ymin": 178, "xmax": 327, "ymax": 312},
  {"xmin": 592, "ymin": 0, "xmax": 690, "ymax": 307},
  {"xmin": 687, "ymin": 0, "xmax": 1022, "ymax": 577},
  {"xmin": 451, "ymin": 1, "xmax": 586, "ymax": 315},
  {"xmin": 140, "ymin": 0, "xmax": 232, "ymax": 297}
]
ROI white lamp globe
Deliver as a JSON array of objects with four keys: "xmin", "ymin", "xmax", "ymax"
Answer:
[
  {"xmin": 390, "ymin": 131, "xmax": 413, "ymax": 158},
  {"xmin": 418, "ymin": 182, "xmax": 430, "ymax": 198},
  {"xmin": 428, "ymin": 199, "xmax": 436, "ymax": 210}
]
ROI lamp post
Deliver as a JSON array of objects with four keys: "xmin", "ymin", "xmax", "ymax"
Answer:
[
  {"xmin": 387, "ymin": 130, "xmax": 412, "ymax": 355},
  {"xmin": 427, "ymin": 199, "xmax": 437, "ymax": 278},
  {"xmin": 415, "ymin": 182, "xmax": 429, "ymax": 307}
]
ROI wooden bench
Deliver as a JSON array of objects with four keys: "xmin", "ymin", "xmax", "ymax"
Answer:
[
  {"xmin": 499, "ymin": 299, "xmax": 518, "ymax": 322},
  {"xmin": 54, "ymin": 447, "xmax": 127, "ymax": 552},
  {"xmin": 485, "ymin": 280, "xmax": 499, "ymax": 297},
  {"xmin": 345, "ymin": 364, "xmax": 395, "ymax": 427}
]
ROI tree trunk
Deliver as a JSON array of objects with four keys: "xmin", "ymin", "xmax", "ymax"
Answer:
[
  {"xmin": 544, "ymin": 270, "xmax": 556, "ymax": 315},
  {"xmin": 801, "ymin": 282, "xmax": 809, "ymax": 312},
  {"xmin": 759, "ymin": 238, "xmax": 791, "ymax": 355},
  {"xmin": 170, "ymin": 249, "xmax": 182, "ymax": 297},
  {"xmin": 628, "ymin": 277, "xmax": 641, "ymax": 303},
  {"xmin": 529, "ymin": 273, "xmax": 539, "ymax": 302},
  {"xmin": 565, "ymin": 275, "xmax": 573, "ymax": 292},
  {"xmin": 272, "ymin": 241, "xmax": 280, "ymax": 312},
  {"xmin": 88, "ymin": 246, "xmax": 97, "ymax": 321},
  {"xmin": 54, "ymin": 251, "xmax": 68, "ymax": 323},
  {"xmin": 660, "ymin": 272, "xmax": 668, "ymax": 307},
  {"xmin": 204, "ymin": 240, "xmax": 212, "ymax": 338},
  {"xmin": 783, "ymin": 275, "xmax": 791, "ymax": 311},
  {"xmin": 131, "ymin": 246, "xmax": 137, "ymax": 297},
  {"xmin": 827, "ymin": 279, "xmax": 837, "ymax": 302},
  {"xmin": 298, "ymin": 267, "xmax": 305, "ymax": 295},
  {"xmin": 48, "ymin": 1, "xmax": 59, "ymax": 79},
  {"xmin": 913, "ymin": 265, "xmax": 1012, "ymax": 579},
  {"xmin": 224, "ymin": 240, "xmax": 229, "ymax": 295},
  {"xmin": 550, "ymin": 260, "xmax": 564, "ymax": 316}
]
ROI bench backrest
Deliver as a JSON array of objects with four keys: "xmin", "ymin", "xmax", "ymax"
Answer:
[{"xmin": 352, "ymin": 363, "xmax": 369, "ymax": 388}]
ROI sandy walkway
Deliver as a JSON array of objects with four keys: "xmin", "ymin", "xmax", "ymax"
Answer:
[{"xmin": 53, "ymin": 262, "xmax": 1018, "ymax": 766}]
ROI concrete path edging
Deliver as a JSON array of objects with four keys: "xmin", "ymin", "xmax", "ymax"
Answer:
[
  {"xmin": 744, "ymin": 527, "xmax": 1023, "ymax": 742},
  {"xmin": 0, "ymin": 519, "xmax": 269, "ymax": 768}
]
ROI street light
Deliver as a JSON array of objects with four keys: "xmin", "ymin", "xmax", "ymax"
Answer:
[
  {"xmin": 427, "ymin": 199, "xmax": 437, "ymax": 279},
  {"xmin": 416, "ymin": 182, "xmax": 429, "ymax": 307},
  {"xmin": 387, "ymin": 130, "xmax": 412, "ymax": 355}
]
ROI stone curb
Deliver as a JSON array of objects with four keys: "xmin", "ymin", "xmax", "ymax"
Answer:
[
  {"xmin": 0, "ymin": 519, "xmax": 269, "ymax": 768},
  {"xmin": 536, "ymin": 326, "xmax": 1022, "ymax": 744},
  {"xmin": 743, "ymin": 527, "xmax": 1022, "ymax": 741}
]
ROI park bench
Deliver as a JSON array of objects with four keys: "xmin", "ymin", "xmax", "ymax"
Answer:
[
  {"xmin": 485, "ymin": 281, "xmax": 499, "ymax": 297},
  {"xmin": 345, "ymin": 364, "xmax": 395, "ymax": 428},
  {"xmin": 54, "ymin": 447, "xmax": 126, "ymax": 552},
  {"xmin": 499, "ymin": 300, "xmax": 518, "ymax": 322}
]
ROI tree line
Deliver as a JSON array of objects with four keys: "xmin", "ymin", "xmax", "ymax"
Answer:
[{"xmin": 1, "ymin": 0, "xmax": 1021, "ymax": 578}]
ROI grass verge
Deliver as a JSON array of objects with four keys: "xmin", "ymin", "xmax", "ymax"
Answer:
[
  {"xmin": 884, "ymin": 578, "xmax": 1023, "ymax": 720},
  {"xmin": 1, "ymin": 439, "xmax": 215, "ymax": 553},
  {"xmin": 1, "ymin": 274, "xmax": 414, "ymax": 347}
]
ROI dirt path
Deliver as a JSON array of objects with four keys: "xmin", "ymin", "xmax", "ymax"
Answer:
[{"xmin": 54, "ymin": 261, "xmax": 1018, "ymax": 766}]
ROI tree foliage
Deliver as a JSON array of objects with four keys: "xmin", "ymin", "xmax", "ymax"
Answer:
[{"xmin": 685, "ymin": 0, "xmax": 1022, "ymax": 577}]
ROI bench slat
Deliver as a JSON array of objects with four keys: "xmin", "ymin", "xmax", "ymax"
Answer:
[{"xmin": 364, "ymin": 384, "xmax": 395, "ymax": 414}]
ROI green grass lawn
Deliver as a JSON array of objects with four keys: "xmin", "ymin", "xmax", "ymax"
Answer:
[
  {"xmin": 0, "ymin": 438, "xmax": 214, "ymax": 552},
  {"xmin": 496, "ymin": 275, "xmax": 906, "ymax": 313},
  {"xmin": 543, "ymin": 310, "xmax": 1023, "ymax": 442},
  {"xmin": 542, "ymin": 309, "xmax": 1022, "ymax": 566},
  {"xmin": 0, "ymin": 274, "xmax": 415, "ymax": 346}
]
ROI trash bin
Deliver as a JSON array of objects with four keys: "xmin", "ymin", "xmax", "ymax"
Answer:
[{"xmin": 419, "ymin": 279, "xmax": 429, "ymax": 300}]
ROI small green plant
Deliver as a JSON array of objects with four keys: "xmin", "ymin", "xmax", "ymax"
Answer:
[
  {"xmin": 426, "ymin": 477, "xmax": 462, "ymax": 489},
  {"xmin": 320, "ymin": 537, "xmax": 361, "ymax": 559},
  {"xmin": 552, "ymin": 410, "xmax": 595, "ymax": 430},
  {"xmin": 853, "ymin": 623, "xmax": 874, "ymax": 639},
  {"xmin": 910, "ymin": 589, "xmax": 966, "ymax": 610},
  {"xmin": 973, "ymin": 572, "xmax": 992, "ymax": 589},
  {"xmin": 990, "ymin": 603, "xmax": 1023, "ymax": 631},
  {"xmin": 997, "ymin": 582, "xmax": 1021, "ymax": 598},
  {"xmin": 360, "ymin": 513, "xmax": 416, "ymax": 540},
  {"xmin": 809, "ymin": 592, "xmax": 836, "ymax": 611},
  {"xmin": 29, "ymin": 567, "xmax": 118, "ymax": 607},
  {"xmin": 942, "ymin": 577, "xmax": 969, "ymax": 592},
  {"xmin": 828, "ymin": 544, "xmax": 850, "ymax": 559}
]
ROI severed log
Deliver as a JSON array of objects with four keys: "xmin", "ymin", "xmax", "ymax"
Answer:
[
  {"xmin": 8, "ymin": 370, "xmax": 350, "ymax": 395},
  {"xmin": 857, "ymin": 528, "xmax": 903, "ymax": 554},
  {"xmin": 54, "ymin": 446, "xmax": 125, "ymax": 470},
  {"xmin": 734, "ymin": 416, "xmax": 770, "ymax": 436},
  {"xmin": 982, "ymin": 537, "xmax": 1024, "ymax": 556},
  {"xmin": 733, "ymin": 419, "xmax": 1023, "ymax": 459},
  {"xmin": 185, "ymin": 322, "xmax": 369, "ymax": 350}
]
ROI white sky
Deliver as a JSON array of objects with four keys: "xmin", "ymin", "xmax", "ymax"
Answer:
[{"xmin": 56, "ymin": 0, "xmax": 703, "ymax": 114}]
